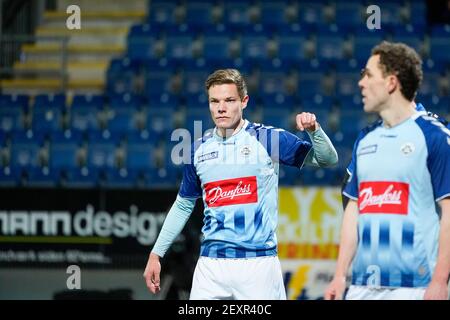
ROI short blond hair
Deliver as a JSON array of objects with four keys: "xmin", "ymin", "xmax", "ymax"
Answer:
[{"xmin": 205, "ymin": 69, "xmax": 248, "ymax": 100}]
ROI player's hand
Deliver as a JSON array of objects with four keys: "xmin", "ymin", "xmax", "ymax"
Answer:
[
  {"xmin": 143, "ymin": 253, "xmax": 161, "ymax": 294},
  {"xmin": 296, "ymin": 112, "xmax": 319, "ymax": 132},
  {"xmin": 424, "ymin": 280, "xmax": 449, "ymax": 300},
  {"xmin": 324, "ymin": 276, "xmax": 346, "ymax": 300}
]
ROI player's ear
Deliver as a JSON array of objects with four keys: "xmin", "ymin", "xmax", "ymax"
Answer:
[
  {"xmin": 241, "ymin": 95, "xmax": 249, "ymax": 109},
  {"xmin": 387, "ymin": 74, "xmax": 398, "ymax": 94}
]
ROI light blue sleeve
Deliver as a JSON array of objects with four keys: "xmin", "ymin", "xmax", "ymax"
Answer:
[
  {"xmin": 304, "ymin": 126, "xmax": 339, "ymax": 167},
  {"xmin": 151, "ymin": 195, "xmax": 197, "ymax": 258}
]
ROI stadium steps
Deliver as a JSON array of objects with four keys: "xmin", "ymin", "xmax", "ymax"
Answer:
[
  {"xmin": 0, "ymin": 78, "xmax": 104, "ymax": 91},
  {"xmin": 3, "ymin": 0, "xmax": 146, "ymax": 96}
]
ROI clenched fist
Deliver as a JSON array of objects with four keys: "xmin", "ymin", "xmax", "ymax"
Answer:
[{"xmin": 296, "ymin": 112, "xmax": 319, "ymax": 132}]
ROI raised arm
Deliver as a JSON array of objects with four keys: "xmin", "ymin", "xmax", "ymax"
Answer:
[{"xmin": 296, "ymin": 112, "xmax": 338, "ymax": 167}]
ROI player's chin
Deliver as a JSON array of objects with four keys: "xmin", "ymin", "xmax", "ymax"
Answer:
[{"xmin": 214, "ymin": 118, "xmax": 230, "ymax": 128}]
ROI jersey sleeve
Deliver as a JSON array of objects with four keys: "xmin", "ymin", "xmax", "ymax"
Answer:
[
  {"xmin": 178, "ymin": 142, "xmax": 202, "ymax": 199},
  {"xmin": 425, "ymin": 124, "xmax": 450, "ymax": 201},
  {"xmin": 343, "ymin": 139, "xmax": 359, "ymax": 200},
  {"xmin": 277, "ymin": 129, "xmax": 313, "ymax": 168}
]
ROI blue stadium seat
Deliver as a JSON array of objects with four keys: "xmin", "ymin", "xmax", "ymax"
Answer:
[
  {"xmin": 86, "ymin": 137, "xmax": 118, "ymax": 170},
  {"xmin": 72, "ymin": 94, "xmax": 104, "ymax": 109},
  {"xmin": 109, "ymin": 93, "xmax": 142, "ymax": 109},
  {"xmin": 165, "ymin": 35, "xmax": 194, "ymax": 59},
  {"xmin": 32, "ymin": 107, "xmax": 63, "ymax": 132},
  {"xmin": 297, "ymin": 72, "xmax": 324, "ymax": 98},
  {"xmin": 260, "ymin": 93, "xmax": 296, "ymax": 112},
  {"xmin": 391, "ymin": 25, "xmax": 424, "ymax": 53},
  {"xmin": 300, "ymin": 96, "xmax": 333, "ymax": 120},
  {"xmin": 33, "ymin": 94, "xmax": 66, "ymax": 110},
  {"xmin": 70, "ymin": 106, "xmax": 100, "ymax": 131},
  {"xmin": 261, "ymin": 107, "xmax": 293, "ymax": 130},
  {"xmin": 183, "ymin": 70, "xmax": 209, "ymax": 96},
  {"xmin": 145, "ymin": 167, "xmax": 179, "ymax": 189},
  {"xmin": 279, "ymin": 165, "xmax": 301, "ymax": 186},
  {"xmin": 147, "ymin": 93, "xmax": 179, "ymax": 110},
  {"xmin": 102, "ymin": 168, "xmax": 139, "ymax": 189},
  {"xmin": 338, "ymin": 95, "xmax": 363, "ymax": 110},
  {"xmin": 26, "ymin": 167, "xmax": 60, "ymax": 188},
  {"xmin": 339, "ymin": 110, "xmax": 369, "ymax": 135},
  {"xmin": 298, "ymin": 2, "xmax": 324, "ymax": 26},
  {"xmin": 148, "ymin": 2, "xmax": 177, "ymax": 26},
  {"xmin": 0, "ymin": 107, "xmax": 23, "ymax": 132},
  {"xmin": 352, "ymin": 31, "xmax": 385, "ymax": 61},
  {"xmin": 408, "ymin": 1, "xmax": 426, "ymax": 29},
  {"xmin": 49, "ymin": 132, "xmax": 81, "ymax": 170},
  {"xmin": 259, "ymin": 71, "xmax": 287, "ymax": 95},
  {"xmin": 202, "ymin": 35, "xmax": 232, "ymax": 60},
  {"xmin": 10, "ymin": 138, "xmax": 43, "ymax": 169},
  {"xmin": 260, "ymin": 1, "xmax": 287, "ymax": 27},
  {"xmin": 146, "ymin": 108, "xmax": 175, "ymax": 136},
  {"xmin": 184, "ymin": 109, "xmax": 215, "ymax": 137},
  {"xmin": 419, "ymin": 94, "xmax": 450, "ymax": 116},
  {"xmin": 223, "ymin": 2, "xmax": 251, "ymax": 28},
  {"xmin": 0, "ymin": 166, "xmax": 21, "ymax": 187},
  {"xmin": 379, "ymin": 3, "xmax": 403, "ymax": 27},
  {"xmin": 334, "ymin": 2, "xmax": 364, "ymax": 29},
  {"xmin": 145, "ymin": 71, "xmax": 174, "ymax": 96},
  {"xmin": 429, "ymin": 26, "xmax": 450, "ymax": 63},
  {"xmin": 241, "ymin": 35, "xmax": 269, "ymax": 60},
  {"xmin": 185, "ymin": 1, "xmax": 214, "ymax": 27},
  {"xmin": 316, "ymin": 34, "xmax": 345, "ymax": 60},
  {"xmin": 184, "ymin": 93, "xmax": 208, "ymax": 110},
  {"xmin": 126, "ymin": 142, "xmax": 155, "ymax": 172},
  {"xmin": 64, "ymin": 167, "xmax": 99, "ymax": 188},
  {"xmin": 277, "ymin": 36, "xmax": 307, "ymax": 61},
  {"xmin": 300, "ymin": 167, "xmax": 338, "ymax": 186},
  {"xmin": 127, "ymin": 35, "xmax": 159, "ymax": 60},
  {"xmin": 336, "ymin": 72, "xmax": 361, "ymax": 97},
  {"xmin": 0, "ymin": 94, "xmax": 29, "ymax": 110},
  {"xmin": 418, "ymin": 73, "xmax": 440, "ymax": 96},
  {"xmin": 107, "ymin": 107, "xmax": 138, "ymax": 134}
]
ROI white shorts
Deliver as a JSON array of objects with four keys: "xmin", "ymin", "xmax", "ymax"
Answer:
[
  {"xmin": 190, "ymin": 255, "xmax": 286, "ymax": 300},
  {"xmin": 345, "ymin": 285, "xmax": 426, "ymax": 300}
]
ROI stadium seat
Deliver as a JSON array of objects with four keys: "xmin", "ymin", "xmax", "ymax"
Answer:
[
  {"xmin": 260, "ymin": 1, "xmax": 288, "ymax": 27},
  {"xmin": 0, "ymin": 107, "xmax": 24, "ymax": 132},
  {"xmin": 32, "ymin": 107, "xmax": 63, "ymax": 132},
  {"xmin": 185, "ymin": 1, "xmax": 215, "ymax": 28},
  {"xmin": 63, "ymin": 167, "xmax": 99, "ymax": 188},
  {"xmin": 0, "ymin": 166, "xmax": 21, "ymax": 187},
  {"xmin": 33, "ymin": 94, "xmax": 66, "ymax": 110},
  {"xmin": 148, "ymin": 2, "xmax": 177, "ymax": 26},
  {"xmin": 25, "ymin": 167, "xmax": 60, "ymax": 188}
]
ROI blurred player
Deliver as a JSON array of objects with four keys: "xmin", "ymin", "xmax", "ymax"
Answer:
[
  {"xmin": 341, "ymin": 102, "xmax": 450, "ymax": 210},
  {"xmin": 325, "ymin": 41, "xmax": 450, "ymax": 300},
  {"xmin": 144, "ymin": 69, "xmax": 338, "ymax": 300}
]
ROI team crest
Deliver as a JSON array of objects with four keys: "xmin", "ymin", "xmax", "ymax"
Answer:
[
  {"xmin": 400, "ymin": 142, "xmax": 415, "ymax": 155},
  {"xmin": 240, "ymin": 145, "xmax": 251, "ymax": 157}
]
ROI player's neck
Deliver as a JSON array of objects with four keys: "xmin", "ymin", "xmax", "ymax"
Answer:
[
  {"xmin": 380, "ymin": 98, "xmax": 416, "ymax": 128},
  {"xmin": 217, "ymin": 119, "xmax": 245, "ymax": 138}
]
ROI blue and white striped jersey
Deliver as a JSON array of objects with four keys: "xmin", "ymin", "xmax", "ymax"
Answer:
[
  {"xmin": 179, "ymin": 119, "xmax": 312, "ymax": 259},
  {"xmin": 343, "ymin": 111, "xmax": 450, "ymax": 288}
]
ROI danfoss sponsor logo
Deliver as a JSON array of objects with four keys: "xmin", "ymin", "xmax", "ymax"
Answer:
[
  {"xmin": 205, "ymin": 176, "xmax": 258, "ymax": 207},
  {"xmin": 358, "ymin": 181, "xmax": 409, "ymax": 214}
]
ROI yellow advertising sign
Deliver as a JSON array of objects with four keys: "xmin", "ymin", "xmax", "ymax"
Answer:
[{"xmin": 278, "ymin": 187, "xmax": 343, "ymax": 259}]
